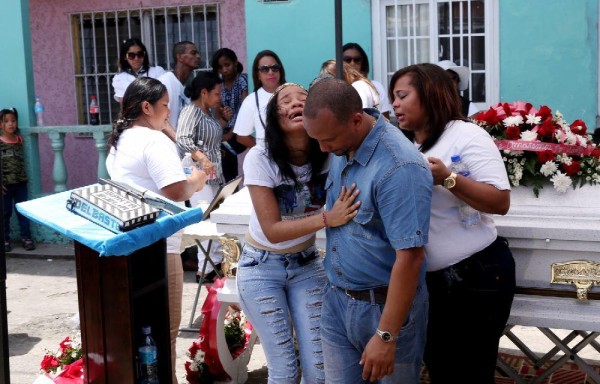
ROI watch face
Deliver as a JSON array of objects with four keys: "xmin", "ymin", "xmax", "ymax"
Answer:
[
  {"xmin": 444, "ymin": 177, "xmax": 456, "ymax": 189},
  {"xmin": 381, "ymin": 332, "xmax": 392, "ymax": 342}
]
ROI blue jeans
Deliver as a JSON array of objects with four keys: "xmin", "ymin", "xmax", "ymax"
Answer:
[
  {"xmin": 237, "ymin": 243, "xmax": 327, "ymax": 384},
  {"xmin": 320, "ymin": 277, "xmax": 428, "ymax": 384},
  {"xmin": 3, "ymin": 182, "xmax": 31, "ymax": 239}
]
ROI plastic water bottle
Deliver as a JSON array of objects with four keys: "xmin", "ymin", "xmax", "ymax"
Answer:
[
  {"xmin": 449, "ymin": 155, "xmax": 481, "ymax": 227},
  {"xmin": 138, "ymin": 326, "xmax": 159, "ymax": 384},
  {"xmin": 89, "ymin": 95, "xmax": 100, "ymax": 125},
  {"xmin": 182, "ymin": 153, "xmax": 195, "ymax": 175},
  {"xmin": 34, "ymin": 97, "xmax": 45, "ymax": 126}
]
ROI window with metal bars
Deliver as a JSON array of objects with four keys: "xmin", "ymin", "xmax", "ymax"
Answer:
[
  {"xmin": 375, "ymin": 0, "xmax": 496, "ymax": 108},
  {"xmin": 70, "ymin": 4, "xmax": 220, "ymax": 125}
]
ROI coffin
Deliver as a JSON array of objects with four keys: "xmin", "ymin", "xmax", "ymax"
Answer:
[
  {"xmin": 494, "ymin": 184, "xmax": 600, "ymax": 299},
  {"xmin": 211, "ymin": 185, "xmax": 600, "ymax": 299}
]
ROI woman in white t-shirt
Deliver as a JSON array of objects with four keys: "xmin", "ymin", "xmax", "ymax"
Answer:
[
  {"xmin": 112, "ymin": 38, "xmax": 166, "ymax": 103},
  {"xmin": 342, "ymin": 42, "xmax": 393, "ymax": 119},
  {"xmin": 237, "ymin": 83, "xmax": 360, "ymax": 384},
  {"xmin": 233, "ymin": 50, "xmax": 286, "ymax": 149},
  {"xmin": 106, "ymin": 77, "xmax": 207, "ymax": 383},
  {"xmin": 389, "ymin": 63, "xmax": 515, "ymax": 384}
]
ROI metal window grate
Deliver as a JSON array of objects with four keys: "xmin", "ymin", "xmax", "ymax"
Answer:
[
  {"xmin": 383, "ymin": 0, "xmax": 486, "ymax": 103},
  {"xmin": 70, "ymin": 4, "xmax": 220, "ymax": 125}
]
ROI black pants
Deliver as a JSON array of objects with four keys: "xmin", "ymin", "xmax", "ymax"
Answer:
[{"xmin": 424, "ymin": 236, "xmax": 516, "ymax": 384}]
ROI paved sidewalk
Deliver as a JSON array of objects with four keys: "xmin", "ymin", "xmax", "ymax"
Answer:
[
  {"xmin": 5, "ymin": 244, "xmax": 600, "ymax": 383},
  {"xmin": 5, "ymin": 246, "xmax": 267, "ymax": 384}
]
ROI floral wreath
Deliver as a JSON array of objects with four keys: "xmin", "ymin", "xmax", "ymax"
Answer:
[
  {"xmin": 185, "ymin": 277, "xmax": 254, "ymax": 384},
  {"xmin": 474, "ymin": 101, "xmax": 600, "ymax": 196}
]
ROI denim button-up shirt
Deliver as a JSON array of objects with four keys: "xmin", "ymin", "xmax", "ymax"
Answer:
[{"xmin": 324, "ymin": 109, "xmax": 432, "ymax": 290}]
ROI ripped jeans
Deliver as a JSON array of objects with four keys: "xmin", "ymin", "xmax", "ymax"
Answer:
[{"xmin": 237, "ymin": 243, "xmax": 326, "ymax": 384}]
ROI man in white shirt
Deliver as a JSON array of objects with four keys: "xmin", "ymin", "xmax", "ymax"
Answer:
[{"xmin": 158, "ymin": 41, "xmax": 201, "ymax": 140}]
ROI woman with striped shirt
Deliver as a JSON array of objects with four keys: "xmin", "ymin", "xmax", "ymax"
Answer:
[{"xmin": 176, "ymin": 71, "xmax": 227, "ymax": 280}]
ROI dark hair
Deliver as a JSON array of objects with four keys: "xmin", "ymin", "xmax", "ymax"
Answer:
[
  {"xmin": 211, "ymin": 48, "xmax": 243, "ymax": 75},
  {"xmin": 251, "ymin": 50, "xmax": 286, "ymax": 92},
  {"xmin": 109, "ymin": 77, "xmax": 167, "ymax": 148},
  {"xmin": 185, "ymin": 71, "xmax": 223, "ymax": 101},
  {"xmin": 0, "ymin": 108, "xmax": 19, "ymax": 132},
  {"xmin": 119, "ymin": 38, "xmax": 150, "ymax": 73},
  {"xmin": 388, "ymin": 63, "xmax": 465, "ymax": 152},
  {"xmin": 264, "ymin": 85, "xmax": 327, "ymax": 189},
  {"xmin": 305, "ymin": 78, "xmax": 362, "ymax": 123},
  {"xmin": 172, "ymin": 41, "xmax": 195, "ymax": 66},
  {"xmin": 342, "ymin": 42, "xmax": 370, "ymax": 76}
]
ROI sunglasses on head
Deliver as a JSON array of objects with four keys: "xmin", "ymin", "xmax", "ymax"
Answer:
[
  {"xmin": 258, "ymin": 64, "xmax": 281, "ymax": 74},
  {"xmin": 126, "ymin": 51, "xmax": 145, "ymax": 60},
  {"xmin": 343, "ymin": 56, "xmax": 362, "ymax": 64}
]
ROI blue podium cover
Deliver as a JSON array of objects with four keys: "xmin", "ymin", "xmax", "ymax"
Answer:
[{"xmin": 16, "ymin": 187, "xmax": 203, "ymax": 256}]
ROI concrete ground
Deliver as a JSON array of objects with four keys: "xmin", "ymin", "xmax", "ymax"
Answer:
[
  {"xmin": 5, "ymin": 244, "xmax": 600, "ymax": 383},
  {"xmin": 5, "ymin": 244, "xmax": 267, "ymax": 384}
]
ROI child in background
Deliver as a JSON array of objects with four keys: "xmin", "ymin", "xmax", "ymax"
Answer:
[
  {"xmin": 211, "ymin": 48, "xmax": 248, "ymax": 181},
  {"xmin": 0, "ymin": 108, "xmax": 35, "ymax": 251}
]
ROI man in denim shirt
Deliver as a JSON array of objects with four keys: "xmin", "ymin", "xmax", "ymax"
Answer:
[{"xmin": 304, "ymin": 79, "xmax": 432, "ymax": 383}]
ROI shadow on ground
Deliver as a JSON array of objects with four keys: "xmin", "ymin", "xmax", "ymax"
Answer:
[{"xmin": 9, "ymin": 333, "xmax": 41, "ymax": 357}]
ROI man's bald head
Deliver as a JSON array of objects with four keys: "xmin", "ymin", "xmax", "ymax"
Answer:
[{"xmin": 305, "ymin": 78, "xmax": 363, "ymax": 124}]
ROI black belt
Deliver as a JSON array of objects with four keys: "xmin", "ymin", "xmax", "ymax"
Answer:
[{"xmin": 343, "ymin": 286, "xmax": 388, "ymax": 304}]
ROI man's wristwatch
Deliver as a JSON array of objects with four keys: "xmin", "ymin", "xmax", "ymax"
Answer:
[
  {"xmin": 443, "ymin": 171, "xmax": 457, "ymax": 189},
  {"xmin": 376, "ymin": 328, "xmax": 398, "ymax": 343}
]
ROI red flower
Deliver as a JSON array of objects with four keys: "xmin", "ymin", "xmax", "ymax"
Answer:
[
  {"xmin": 562, "ymin": 161, "xmax": 581, "ymax": 176},
  {"xmin": 536, "ymin": 105, "xmax": 552, "ymax": 121},
  {"xmin": 570, "ymin": 119, "xmax": 588, "ymax": 135},
  {"xmin": 537, "ymin": 150, "xmax": 556, "ymax": 163},
  {"xmin": 505, "ymin": 126, "xmax": 521, "ymax": 140},
  {"xmin": 475, "ymin": 108, "xmax": 502, "ymax": 125},
  {"xmin": 592, "ymin": 148, "xmax": 600, "ymax": 158},
  {"xmin": 59, "ymin": 337, "xmax": 72, "ymax": 351},
  {"xmin": 41, "ymin": 354, "xmax": 60, "ymax": 372},
  {"xmin": 538, "ymin": 119, "xmax": 556, "ymax": 138}
]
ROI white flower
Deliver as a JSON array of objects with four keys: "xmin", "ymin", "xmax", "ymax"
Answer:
[
  {"xmin": 555, "ymin": 110, "xmax": 564, "ymax": 119},
  {"xmin": 503, "ymin": 115, "xmax": 523, "ymax": 127},
  {"xmin": 540, "ymin": 161, "xmax": 558, "ymax": 176},
  {"xmin": 561, "ymin": 156, "xmax": 573, "ymax": 166},
  {"xmin": 564, "ymin": 132, "xmax": 577, "ymax": 145},
  {"xmin": 520, "ymin": 130, "xmax": 538, "ymax": 141},
  {"xmin": 525, "ymin": 114, "xmax": 541, "ymax": 125},
  {"xmin": 550, "ymin": 172, "xmax": 572, "ymax": 193}
]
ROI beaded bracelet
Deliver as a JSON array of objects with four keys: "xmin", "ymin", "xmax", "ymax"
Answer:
[{"xmin": 322, "ymin": 211, "xmax": 329, "ymax": 227}]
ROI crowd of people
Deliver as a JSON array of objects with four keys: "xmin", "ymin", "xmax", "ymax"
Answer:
[{"xmin": 3, "ymin": 36, "xmax": 516, "ymax": 383}]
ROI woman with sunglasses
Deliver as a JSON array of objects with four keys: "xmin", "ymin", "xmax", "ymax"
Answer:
[
  {"xmin": 112, "ymin": 38, "xmax": 166, "ymax": 103},
  {"xmin": 342, "ymin": 42, "xmax": 392, "ymax": 119},
  {"xmin": 233, "ymin": 50, "xmax": 286, "ymax": 149}
]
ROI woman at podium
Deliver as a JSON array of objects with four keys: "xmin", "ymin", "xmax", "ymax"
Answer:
[{"xmin": 106, "ymin": 77, "xmax": 208, "ymax": 383}]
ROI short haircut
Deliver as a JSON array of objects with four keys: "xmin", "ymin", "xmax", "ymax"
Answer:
[
  {"xmin": 305, "ymin": 78, "xmax": 362, "ymax": 123},
  {"xmin": 172, "ymin": 41, "xmax": 195, "ymax": 64}
]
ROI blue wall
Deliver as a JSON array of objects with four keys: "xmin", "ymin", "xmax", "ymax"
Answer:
[
  {"xmin": 245, "ymin": 0, "xmax": 372, "ymax": 89},
  {"xmin": 500, "ymin": 0, "xmax": 598, "ymax": 126}
]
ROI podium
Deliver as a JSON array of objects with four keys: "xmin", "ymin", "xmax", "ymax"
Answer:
[{"xmin": 17, "ymin": 188, "xmax": 203, "ymax": 384}]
